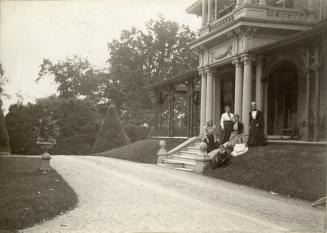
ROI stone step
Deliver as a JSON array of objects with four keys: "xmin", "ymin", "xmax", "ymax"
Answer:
[
  {"xmin": 164, "ymin": 158, "xmax": 196, "ymax": 169},
  {"xmin": 174, "ymin": 167, "xmax": 194, "ymax": 172},
  {"xmin": 184, "ymin": 162, "xmax": 196, "ymax": 170},
  {"xmin": 179, "ymin": 150, "xmax": 198, "ymax": 156},
  {"xmin": 185, "ymin": 146, "xmax": 200, "ymax": 153},
  {"xmin": 170, "ymin": 154, "xmax": 198, "ymax": 163},
  {"xmin": 163, "ymin": 159, "xmax": 185, "ymax": 169}
]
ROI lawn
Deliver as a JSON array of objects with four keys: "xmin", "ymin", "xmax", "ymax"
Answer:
[
  {"xmin": 94, "ymin": 139, "xmax": 325, "ymax": 202},
  {"xmin": 0, "ymin": 156, "xmax": 78, "ymax": 231},
  {"xmin": 203, "ymin": 145, "xmax": 326, "ymax": 202},
  {"xmin": 95, "ymin": 138, "xmax": 185, "ymax": 163}
]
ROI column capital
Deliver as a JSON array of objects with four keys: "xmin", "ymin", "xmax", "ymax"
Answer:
[
  {"xmin": 202, "ymin": 66, "xmax": 216, "ymax": 75},
  {"xmin": 241, "ymin": 55, "xmax": 253, "ymax": 65},
  {"xmin": 303, "ymin": 67, "xmax": 311, "ymax": 74},
  {"xmin": 198, "ymin": 67, "xmax": 206, "ymax": 76},
  {"xmin": 311, "ymin": 64, "xmax": 322, "ymax": 71},
  {"xmin": 232, "ymin": 58, "xmax": 241, "ymax": 67}
]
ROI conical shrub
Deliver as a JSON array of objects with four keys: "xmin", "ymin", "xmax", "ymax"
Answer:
[{"xmin": 92, "ymin": 106, "xmax": 130, "ymax": 153}]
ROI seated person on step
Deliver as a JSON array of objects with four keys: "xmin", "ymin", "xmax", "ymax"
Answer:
[
  {"xmin": 210, "ymin": 145, "xmax": 232, "ymax": 169},
  {"xmin": 203, "ymin": 120, "xmax": 219, "ymax": 153}
]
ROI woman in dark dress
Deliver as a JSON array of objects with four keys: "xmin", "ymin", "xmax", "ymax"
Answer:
[
  {"xmin": 228, "ymin": 114, "xmax": 244, "ymax": 146},
  {"xmin": 220, "ymin": 105, "xmax": 234, "ymax": 144},
  {"xmin": 248, "ymin": 102, "xmax": 265, "ymax": 146}
]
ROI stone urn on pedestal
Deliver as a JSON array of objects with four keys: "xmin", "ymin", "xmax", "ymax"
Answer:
[
  {"xmin": 37, "ymin": 141, "xmax": 55, "ymax": 171},
  {"xmin": 36, "ymin": 114, "xmax": 59, "ymax": 172}
]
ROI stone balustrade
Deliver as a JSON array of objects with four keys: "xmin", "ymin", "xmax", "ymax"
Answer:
[
  {"xmin": 266, "ymin": 7, "xmax": 316, "ymax": 22},
  {"xmin": 200, "ymin": 4, "xmax": 317, "ymax": 36},
  {"xmin": 209, "ymin": 14, "xmax": 234, "ymax": 32}
]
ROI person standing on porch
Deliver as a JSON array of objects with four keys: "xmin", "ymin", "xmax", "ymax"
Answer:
[
  {"xmin": 220, "ymin": 105, "xmax": 234, "ymax": 144},
  {"xmin": 248, "ymin": 102, "xmax": 265, "ymax": 146}
]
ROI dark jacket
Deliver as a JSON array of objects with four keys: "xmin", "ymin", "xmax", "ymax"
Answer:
[{"xmin": 232, "ymin": 122, "xmax": 243, "ymax": 134}]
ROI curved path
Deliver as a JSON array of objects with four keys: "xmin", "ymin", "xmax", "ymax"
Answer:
[{"xmin": 23, "ymin": 156, "xmax": 325, "ymax": 233}]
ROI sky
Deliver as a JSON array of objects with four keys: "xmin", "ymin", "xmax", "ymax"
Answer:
[{"xmin": 0, "ymin": 0, "xmax": 201, "ymax": 111}]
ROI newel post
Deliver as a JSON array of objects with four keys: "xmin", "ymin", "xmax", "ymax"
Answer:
[
  {"xmin": 193, "ymin": 142, "xmax": 211, "ymax": 173},
  {"xmin": 157, "ymin": 140, "xmax": 168, "ymax": 164}
]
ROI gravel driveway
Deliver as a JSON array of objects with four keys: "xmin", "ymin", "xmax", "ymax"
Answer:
[{"xmin": 22, "ymin": 155, "xmax": 325, "ymax": 233}]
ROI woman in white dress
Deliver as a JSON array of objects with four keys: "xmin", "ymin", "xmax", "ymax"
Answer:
[{"xmin": 220, "ymin": 105, "xmax": 234, "ymax": 144}]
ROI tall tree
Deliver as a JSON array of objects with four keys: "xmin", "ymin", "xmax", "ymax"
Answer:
[
  {"xmin": 37, "ymin": 56, "xmax": 102, "ymax": 102},
  {"xmin": 106, "ymin": 16, "xmax": 198, "ymax": 124},
  {"xmin": 0, "ymin": 64, "xmax": 10, "ymax": 153}
]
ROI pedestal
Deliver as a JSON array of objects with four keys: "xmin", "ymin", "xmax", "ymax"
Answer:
[{"xmin": 157, "ymin": 140, "xmax": 168, "ymax": 164}]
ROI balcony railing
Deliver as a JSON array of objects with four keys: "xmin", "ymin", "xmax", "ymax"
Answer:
[
  {"xmin": 266, "ymin": 7, "xmax": 316, "ymax": 21},
  {"xmin": 209, "ymin": 13, "xmax": 234, "ymax": 32},
  {"xmin": 205, "ymin": 4, "xmax": 316, "ymax": 34}
]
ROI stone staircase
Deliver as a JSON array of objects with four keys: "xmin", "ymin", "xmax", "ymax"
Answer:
[{"xmin": 158, "ymin": 137, "xmax": 211, "ymax": 173}]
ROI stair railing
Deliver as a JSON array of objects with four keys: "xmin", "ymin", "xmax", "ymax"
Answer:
[{"xmin": 167, "ymin": 136, "xmax": 201, "ymax": 156}]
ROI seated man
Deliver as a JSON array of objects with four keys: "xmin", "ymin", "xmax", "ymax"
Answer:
[{"xmin": 210, "ymin": 145, "xmax": 232, "ymax": 170}]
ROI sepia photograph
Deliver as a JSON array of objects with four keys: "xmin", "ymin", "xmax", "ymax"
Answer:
[{"xmin": 0, "ymin": 0, "xmax": 326, "ymax": 232}]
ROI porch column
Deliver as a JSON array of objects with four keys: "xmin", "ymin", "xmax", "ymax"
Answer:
[
  {"xmin": 168, "ymin": 86, "xmax": 175, "ymax": 137},
  {"xmin": 214, "ymin": 0, "xmax": 217, "ymax": 20},
  {"xmin": 233, "ymin": 58, "xmax": 243, "ymax": 118},
  {"xmin": 154, "ymin": 88, "xmax": 159, "ymax": 136},
  {"xmin": 255, "ymin": 56, "xmax": 264, "ymax": 111},
  {"xmin": 263, "ymin": 79, "xmax": 268, "ymax": 136},
  {"xmin": 241, "ymin": 56, "xmax": 253, "ymax": 135},
  {"xmin": 158, "ymin": 92, "xmax": 163, "ymax": 135},
  {"xmin": 206, "ymin": 68, "xmax": 214, "ymax": 122},
  {"xmin": 207, "ymin": 0, "xmax": 211, "ymax": 24},
  {"xmin": 313, "ymin": 66, "xmax": 320, "ymax": 141},
  {"xmin": 235, "ymin": 0, "xmax": 241, "ymax": 8},
  {"xmin": 199, "ymin": 71, "xmax": 207, "ymax": 135},
  {"xmin": 304, "ymin": 68, "xmax": 311, "ymax": 141},
  {"xmin": 187, "ymin": 80, "xmax": 195, "ymax": 138},
  {"xmin": 202, "ymin": 0, "xmax": 206, "ymax": 26}
]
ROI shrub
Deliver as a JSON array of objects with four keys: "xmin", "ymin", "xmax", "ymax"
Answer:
[
  {"xmin": 92, "ymin": 107, "xmax": 131, "ymax": 153},
  {"xmin": 124, "ymin": 124, "xmax": 150, "ymax": 142},
  {"xmin": 6, "ymin": 97, "xmax": 100, "ymax": 155},
  {"xmin": 6, "ymin": 103, "xmax": 41, "ymax": 154},
  {"xmin": 0, "ymin": 100, "xmax": 10, "ymax": 153},
  {"xmin": 52, "ymin": 98, "xmax": 100, "ymax": 155}
]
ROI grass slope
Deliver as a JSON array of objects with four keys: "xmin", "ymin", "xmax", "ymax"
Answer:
[
  {"xmin": 95, "ymin": 139, "xmax": 184, "ymax": 163},
  {"xmin": 204, "ymin": 145, "xmax": 326, "ymax": 202},
  {"xmin": 0, "ymin": 157, "xmax": 78, "ymax": 230}
]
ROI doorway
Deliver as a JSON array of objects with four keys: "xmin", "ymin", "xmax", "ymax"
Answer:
[{"xmin": 267, "ymin": 60, "xmax": 298, "ymax": 135}]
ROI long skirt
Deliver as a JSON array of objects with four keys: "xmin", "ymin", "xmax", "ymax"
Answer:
[
  {"xmin": 228, "ymin": 132, "xmax": 246, "ymax": 147},
  {"xmin": 248, "ymin": 120, "xmax": 265, "ymax": 146},
  {"xmin": 220, "ymin": 121, "xmax": 233, "ymax": 144},
  {"xmin": 204, "ymin": 134, "xmax": 217, "ymax": 153}
]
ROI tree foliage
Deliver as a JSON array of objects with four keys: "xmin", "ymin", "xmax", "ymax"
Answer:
[
  {"xmin": 53, "ymin": 98, "xmax": 100, "ymax": 155},
  {"xmin": 6, "ymin": 97, "xmax": 100, "ymax": 155},
  {"xmin": 0, "ymin": 65, "xmax": 10, "ymax": 153},
  {"xmin": 37, "ymin": 56, "xmax": 102, "ymax": 102},
  {"xmin": 104, "ymin": 16, "xmax": 198, "ymax": 124},
  {"xmin": 36, "ymin": 17, "xmax": 198, "ymax": 126}
]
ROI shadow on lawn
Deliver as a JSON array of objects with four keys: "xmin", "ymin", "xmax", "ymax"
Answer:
[{"xmin": 0, "ymin": 157, "xmax": 78, "ymax": 231}]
